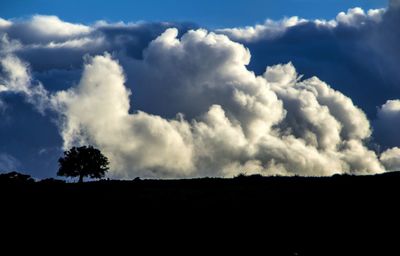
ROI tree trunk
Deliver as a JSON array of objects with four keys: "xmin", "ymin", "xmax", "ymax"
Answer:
[{"xmin": 78, "ymin": 175, "xmax": 84, "ymax": 183}]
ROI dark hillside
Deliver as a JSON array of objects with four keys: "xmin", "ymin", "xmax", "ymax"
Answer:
[
  {"xmin": 1, "ymin": 172, "xmax": 399, "ymax": 254},
  {"xmin": 1, "ymin": 172, "xmax": 399, "ymax": 214}
]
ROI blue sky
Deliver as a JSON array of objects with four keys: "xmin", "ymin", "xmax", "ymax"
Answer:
[{"xmin": 0, "ymin": 0, "xmax": 388, "ymax": 28}]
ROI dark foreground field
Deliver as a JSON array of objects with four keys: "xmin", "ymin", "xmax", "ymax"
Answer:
[
  {"xmin": 2, "ymin": 172, "xmax": 400, "ymax": 210},
  {"xmin": 1, "ymin": 172, "xmax": 399, "ymax": 254}
]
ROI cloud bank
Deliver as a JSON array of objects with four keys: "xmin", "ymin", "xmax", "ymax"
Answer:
[
  {"xmin": 51, "ymin": 30, "xmax": 385, "ymax": 178},
  {"xmin": 220, "ymin": 3, "xmax": 400, "ymax": 118},
  {"xmin": 217, "ymin": 7, "xmax": 385, "ymax": 42},
  {"xmin": 1, "ymin": 2, "xmax": 400, "ymax": 178}
]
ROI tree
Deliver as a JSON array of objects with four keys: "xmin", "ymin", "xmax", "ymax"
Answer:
[{"xmin": 57, "ymin": 146, "xmax": 109, "ymax": 183}]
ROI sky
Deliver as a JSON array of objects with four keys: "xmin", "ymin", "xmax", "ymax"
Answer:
[
  {"xmin": 1, "ymin": 0, "xmax": 400, "ymax": 179},
  {"xmin": 0, "ymin": 0, "xmax": 388, "ymax": 28}
]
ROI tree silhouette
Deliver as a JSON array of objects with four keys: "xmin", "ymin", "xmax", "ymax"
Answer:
[{"xmin": 57, "ymin": 146, "xmax": 109, "ymax": 183}]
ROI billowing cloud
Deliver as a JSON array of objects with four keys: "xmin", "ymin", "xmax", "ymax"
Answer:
[
  {"xmin": 52, "ymin": 53, "xmax": 194, "ymax": 178},
  {"xmin": 0, "ymin": 51, "xmax": 48, "ymax": 112},
  {"xmin": 0, "ymin": 16, "xmax": 195, "ymax": 73},
  {"xmin": 380, "ymin": 147, "xmax": 400, "ymax": 172},
  {"xmin": 27, "ymin": 15, "xmax": 91, "ymax": 38},
  {"xmin": 51, "ymin": 29, "xmax": 384, "ymax": 178},
  {"xmin": 0, "ymin": 2, "xmax": 399, "ymax": 178},
  {"xmin": 336, "ymin": 7, "xmax": 385, "ymax": 26},
  {"xmin": 0, "ymin": 18, "xmax": 12, "ymax": 29},
  {"xmin": 0, "ymin": 15, "xmax": 91, "ymax": 44},
  {"xmin": 220, "ymin": 4, "xmax": 400, "ymax": 119}
]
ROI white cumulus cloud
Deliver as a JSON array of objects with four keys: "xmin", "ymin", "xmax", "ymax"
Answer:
[
  {"xmin": 0, "ymin": 18, "xmax": 12, "ymax": 28},
  {"xmin": 381, "ymin": 147, "xmax": 400, "ymax": 172},
  {"xmin": 49, "ymin": 29, "xmax": 386, "ymax": 178},
  {"xmin": 27, "ymin": 15, "xmax": 91, "ymax": 38},
  {"xmin": 337, "ymin": 7, "xmax": 385, "ymax": 26},
  {"xmin": 0, "ymin": 53, "xmax": 49, "ymax": 112},
  {"xmin": 52, "ymin": 53, "xmax": 195, "ymax": 178}
]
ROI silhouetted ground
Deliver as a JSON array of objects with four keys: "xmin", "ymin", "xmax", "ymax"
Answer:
[
  {"xmin": 2, "ymin": 172, "xmax": 399, "ymax": 208},
  {"xmin": 1, "ymin": 171, "xmax": 399, "ymax": 254}
]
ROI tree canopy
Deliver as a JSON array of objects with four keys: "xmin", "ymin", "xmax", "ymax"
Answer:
[{"xmin": 57, "ymin": 146, "xmax": 109, "ymax": 182}]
